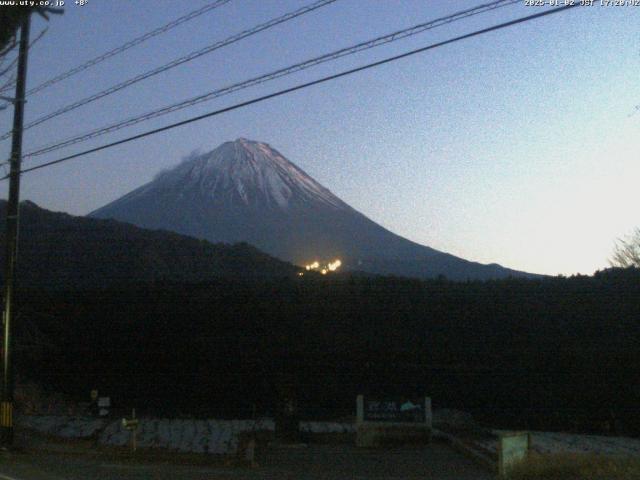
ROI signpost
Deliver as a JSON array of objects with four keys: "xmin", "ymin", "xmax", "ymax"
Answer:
[
  {"xmin": 97, "ymin": 396, "xmax": 111, "ymax": 417},
  {"xmin": 356, "ymin": 395, "xmax": 432, "ymax": 447}
]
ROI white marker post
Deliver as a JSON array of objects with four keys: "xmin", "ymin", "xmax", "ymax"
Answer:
[
  {"xmin": 498, "ymin": 431, "xmax": 530, "ymax": 476},
  {"xmin": 122, "ymin": 408, "xmax": 139, "ymax": 453}
]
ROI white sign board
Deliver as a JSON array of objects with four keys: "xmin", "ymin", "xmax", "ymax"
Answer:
[{"xmin": 356, "ymin": 395, "xmax": 432, "ymax": 447}]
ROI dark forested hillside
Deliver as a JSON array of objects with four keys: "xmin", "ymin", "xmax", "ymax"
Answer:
[
  {"xmin": 0, "ymin": 200, "xmax": 298, "ymax": 288},
  {"xmin": 14, "ymin": 267, "xmax": 640, "ymax": 435}
]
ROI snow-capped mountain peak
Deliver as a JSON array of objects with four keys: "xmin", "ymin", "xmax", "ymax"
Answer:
[{"xmin": 151, "ymin": 138, "xmax": 347, "ymax": 211}]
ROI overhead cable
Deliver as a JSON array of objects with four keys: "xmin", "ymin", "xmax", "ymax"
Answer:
[
  {"xmin": 2, "ymin": 4, "xmax": 579, "ymax": 181},
  {"xmin": 23, "ymin": 0, "xmax": 233, "ymax": 97},
  {"xmin": 21, "ymin": 0, "xmax": 520, "ymax": 160},
  {"xmin": 0, "ymin": 0, "xmax": 337, "ymax": 141}
]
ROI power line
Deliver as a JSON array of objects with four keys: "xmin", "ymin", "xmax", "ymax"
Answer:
[
  {"xmin": 0, "ymin": 27, "xmax": 49, "ymax": 95},
  {"xmin": 0, "ymin": 38, "xmax": 16, "ymax": 59},
  {"xmin": 2, "ymin": 4, "xmax": 579, "ymax": 181},
  {"xmin": 0, "ymin": 0, "xmax": 337, "ymax": 142},
  {"xmin": 22, "ymin": 0, "xmax": 233, "ymax": 97},
  {"xmin": 0, "ymin": 27, "xmax": 48, "ymax": 110},
  {"xmin": 20, "ymin": 0, "xmax": 520, "ymax": 161},
  {"xmin": 0, "ymin": 53, "xmax": 20, "ymax": 83}
]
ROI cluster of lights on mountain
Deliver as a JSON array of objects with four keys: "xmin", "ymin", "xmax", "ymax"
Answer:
[{"xmin": 299, "ymin": 259, "xmax": 342, "ymax": 276}]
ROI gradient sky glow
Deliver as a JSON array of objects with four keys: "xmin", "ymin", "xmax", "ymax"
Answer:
[{"xmin": 0, "ymin": 0, "xmax": 638, "ymax": 276}]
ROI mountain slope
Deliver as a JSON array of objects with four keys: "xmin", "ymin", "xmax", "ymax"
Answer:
[
  {"xmin": 0, "ymin": 200, "xmax": 298, "ymax": 288},
  {"xmin": 90, "ymin": 138, "xmax": 535, "ymax": 280}
]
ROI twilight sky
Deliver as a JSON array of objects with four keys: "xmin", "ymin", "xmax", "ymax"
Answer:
[{"xmin": 0, "ymin": 0, "xmax": 638, "ymax": 276}]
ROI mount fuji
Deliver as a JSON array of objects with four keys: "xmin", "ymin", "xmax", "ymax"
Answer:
[{"xmin": 90, "ymin": 138, "xmax": 533, "ymax": 280}]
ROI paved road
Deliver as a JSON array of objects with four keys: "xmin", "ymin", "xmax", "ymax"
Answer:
[{"xmin": 0, "ymin": 442, "xmax": 493, "ymax": 480}]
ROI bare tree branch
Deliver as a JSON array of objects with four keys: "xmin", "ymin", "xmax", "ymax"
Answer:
[{"xmin": 610, "ymin": 228, "xmax": 640, "ymax": 268}]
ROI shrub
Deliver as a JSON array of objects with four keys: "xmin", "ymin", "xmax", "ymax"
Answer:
[{"xmin": 507, "ymin": 452, "xmax": 640, "ymax": 480}]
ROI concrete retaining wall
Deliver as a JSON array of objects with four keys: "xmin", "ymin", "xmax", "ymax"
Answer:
[
  {"xmin": 17, "ymin": 415, "xmax": 275, "ymax": 454},
  {"xmin": 17, "ymin": 416, "xmax": 357, "ymax": 454}
]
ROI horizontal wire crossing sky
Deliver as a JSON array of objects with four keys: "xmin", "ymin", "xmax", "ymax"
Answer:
[{"xmin": 0, "ymin": 0, "xmax": 638, "ymax": 276}]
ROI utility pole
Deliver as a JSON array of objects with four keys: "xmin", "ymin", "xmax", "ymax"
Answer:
[{"xmin": 1, "ymin": 11, "xmax": 31, "ymax": 447}]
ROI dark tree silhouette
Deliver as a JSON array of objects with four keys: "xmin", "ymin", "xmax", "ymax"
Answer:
[{"xmin": 0, "ymin": 7, "xmax": 34, "ymax": 58}]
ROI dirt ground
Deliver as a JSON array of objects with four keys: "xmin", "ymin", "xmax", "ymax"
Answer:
[{"xmin": 0, "ymin": 431, "xmax": 494, "ymax": 480}]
